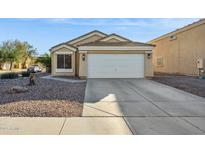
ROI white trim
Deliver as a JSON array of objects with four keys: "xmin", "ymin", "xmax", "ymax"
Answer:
[
  {"xmin": 78, "ymin": 51, "xmax": 88, "ymax": 53},
  {"xmin": 51, "ymin": 44, "xmax": 77, "ymax": 53},
  {"xmin": 56, "ymin": 68, "xmax": 73, "ymax": 73},
  {"xmin": 78, "ymin": 46, "xmax": 154, "ymax": 51},
  {"xmin": 145, "ymin": 51, "xmax": 152, "ymax": 54},
  {"xmin": 68, "ymin": 32, "xmax": 107, "ymax": 44},
  {"xmin": 56, "ymin": 53, "xmax": 73, "ymax": 73},
  {"xmin": 87, "ymin": 54, "xmax": 144, "ymax": 78},
  {"xmin": 100, "ymin": 35, "xmax": 129, "ymax": 42},
  {"xmin": 54, "ymin": 51, "xmax": 73, "ymax": 54}
]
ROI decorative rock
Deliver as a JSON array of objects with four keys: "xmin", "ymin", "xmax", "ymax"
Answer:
[
  {"xmin": 0, "ymin": 73, "xmax": 86, "ymax": 117},
  {"xmin": 10, "ymin": 86, "xmax": 29, "ymax": 93}
]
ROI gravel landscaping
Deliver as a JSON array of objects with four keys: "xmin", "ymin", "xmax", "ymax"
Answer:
[
  {"xmin": 151, "ymin": 73, "xmax": 205, "ymax": 98},
  {"xmin": 0, "ymin": 73, "xmax": 86, "ymax": 117}
]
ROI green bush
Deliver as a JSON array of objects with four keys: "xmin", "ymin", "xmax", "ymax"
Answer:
[
  {"xmin": 46, "ymin": 66, "xmax": 51, "ymax": 73},
  {"xmin": 21, "ymin": 71, "xmax": 30, "ymax": 77},
  {"xmin": 0, "ymin": 72, "xmax": 18, "ymax": 79}
]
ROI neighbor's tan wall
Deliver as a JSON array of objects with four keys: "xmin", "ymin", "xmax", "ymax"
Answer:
[
  {"xmin": 152, "ymin": 36, "xmax": 179, "ymax": 74},
  {"xmin": 151, "ymin": 23, "xmax": 205, "ymax": 76},
  {"xmin": 51, "ymin": 47, "xmax": 75, "ymax": 76},
  {"xmin": 178, "ymin": 24, "xmax": 205, "ymax": 75},
  {"xmin": 71, "ymin": 35, "xmax": 104, "ymax": 46},
  {"xmin": 78, "ymin": 50, "xmax": 154, "ymax": 78}
]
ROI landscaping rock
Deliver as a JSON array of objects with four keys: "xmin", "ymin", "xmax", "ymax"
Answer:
[
  {"xmin": 152, "ymin": 74, "xmax": 205, "ymax": 98},
  {"xmin": 10, "ymin": 86, "xmax": 29, "ymax": 93},
  {"xmin": 0, "ymin": 73, "xmax": 86, "ymax": 117}
]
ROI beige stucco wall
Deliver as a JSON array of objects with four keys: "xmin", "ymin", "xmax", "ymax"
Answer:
[
  {"xmin": 75, "ymin": 53, "xmax": 80, "ymax": 76},
  {"xmin": 144, "ymin": 53, "xmax": 153, "ymax": 77},
  {"xmin": 51, "ymin": 47, "xmax": 153, "ymax": 78},
  {"xmin": 151, "ymin": 22, "xmax": 205, "ymax": 76},
  {"xmin": 79, "ymin": 53, "xmax": 87, "ymax": 78},
  {"xmin": 78, "ymin": 50, "xmax": 153, "ymax": 78},
  {"xmin": 51, "ymin": 47, "xmax": 76, "ymax": 76}
]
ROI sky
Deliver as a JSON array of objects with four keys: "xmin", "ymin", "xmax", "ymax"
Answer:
[{"xmin": 0, "ymin": 18, "xmax": 200, "ymax": 55}]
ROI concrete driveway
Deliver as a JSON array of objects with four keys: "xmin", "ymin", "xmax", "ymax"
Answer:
[{"xmin": 83, "ymin": 79, "xmax": 205, "ymax": 135}]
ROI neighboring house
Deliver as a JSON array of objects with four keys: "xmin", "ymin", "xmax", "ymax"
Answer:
[
  {"xmin": 1, "ymin": 59, "xmax": 33, "ymax": 70},
  {"xmin": 50, "ymin": 30, "xmax": 154, "ymax": 79},
  {"xmin": 148, "ymin": 19, "xmax": 205, "ymax": 76}
]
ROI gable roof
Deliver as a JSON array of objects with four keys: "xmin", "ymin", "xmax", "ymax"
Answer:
[
  {"xmin": 79, "ymin": 41, "xmax": 154, "ymax": 47},
  {"xmin": 50, "ymin": 44, "xmax": 77, "ymax": 53},
  {"xmin": 148, "ymin": 19, "xmax": 205, "ymax": 43},
  {"xmin": 50, "ymin": 30, "xmax": 154, "ymax": 52},
  {"xmin": 50, "ymin": 30, "xmax": 107, "ymax": 51},
  {"xmin": 66, "ymin": 30, "xmax": 107, "ymax": 45},
  {"xmin": 98, "ymin": 33, "xmax": 131, "ymax": 42}
]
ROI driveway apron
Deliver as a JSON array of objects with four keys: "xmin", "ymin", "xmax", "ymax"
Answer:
[{"xmin": 80, "ymin": 79, "xmax": 205, "ymax": 135}]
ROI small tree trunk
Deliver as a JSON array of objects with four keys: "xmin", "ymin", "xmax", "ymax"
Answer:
[
  {"xmin": 0, "ymin": 63, "xmax": 2, "ymax": 70},
  {"xmin": 22, "ymin": 56, "xmax": 28, "ymax": 68},
  {"xmin": 10, "ymin": 61, "xmax": 13, "ymax": 70}
]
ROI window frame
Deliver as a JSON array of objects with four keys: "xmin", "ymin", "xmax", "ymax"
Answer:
[{"xmin": 56, "ymin": 53, "xmax": 73, "ymax": 72}]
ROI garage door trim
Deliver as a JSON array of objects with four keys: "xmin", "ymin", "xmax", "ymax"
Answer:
[{"xmin": 87, "ymin": 54, "xmax": 144, "ymax": 78}]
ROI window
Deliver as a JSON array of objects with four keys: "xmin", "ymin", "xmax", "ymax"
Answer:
[
  {"xmin": 157, "ymin": 57, "xmax": 164, "ymax": 67},
  {"xmin": 57, "ymin": 54, "xmax": 72, "ymax": 69}
]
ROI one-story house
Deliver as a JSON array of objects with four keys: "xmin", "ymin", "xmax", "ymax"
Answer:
[
  {"xmin": 50, "ymin": 30, "xmax": 155, "ymax": 79},
  {"xmin": 148, "ymin": 19, "xmax": 205, "ymax": 76}
]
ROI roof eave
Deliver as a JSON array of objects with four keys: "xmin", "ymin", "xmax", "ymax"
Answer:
[
  {"xmin": 148, "ymin": 19, "xmax": 205, "ymax": 43},
  {"xmin": 66, "ymin": 30, "xmax": 108, "ymax": 45},
  {"xmin": 50, "ymin": 44, "xmax": 77, "ymax": 53},
  {"xmin": 78, "ymin": 46, "xmax": 154, "ymax": 51}
]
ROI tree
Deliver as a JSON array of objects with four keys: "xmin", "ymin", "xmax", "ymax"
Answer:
[
  {"xmin": 21, "ymin": 42, "xmax": 37, "ymax": 68},
  {"xmin": 36, "ymin": 53, "xmax": 51, "ymax": 72},
  {"xmin": 0, "ymin": 40, "xmax": 21, "ymax": 70},
  {"xmin": 0, "ymin": 40, "xmax": 37, "ymax": 70},
  {"xmin": 0, "ymin": 46, "xmax": 6, "ymax": 69}
]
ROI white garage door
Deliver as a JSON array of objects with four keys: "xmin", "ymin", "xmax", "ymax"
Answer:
[{"xmin": 88, "ymin": 54, "xmax": 144, "ymax": 78}]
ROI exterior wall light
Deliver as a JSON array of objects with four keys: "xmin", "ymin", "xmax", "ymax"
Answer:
[
  {"xmin": 82, "ymin": 53, "xmax": 86, "ymax": 61},
  {"xmin": 147, "ymin": 53, "xmax": 152, "ymax": 59}
]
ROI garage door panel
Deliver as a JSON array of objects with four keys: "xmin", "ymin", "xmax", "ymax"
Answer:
[{"xmin": 88, "ymin": 54, "xmax": 144, "ymax": 78}]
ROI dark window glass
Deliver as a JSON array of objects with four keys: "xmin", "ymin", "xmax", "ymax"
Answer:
[
  {"xmin": 65, "ymin": 55, "xmax": 72, "ymax": 69},
  {"xmin": 57, "ymin": 55, "xmax": 64, "ymax": 68},
  {"xmin": 57, "ymin": 54, "xmax": 72, "ymax": 69}
]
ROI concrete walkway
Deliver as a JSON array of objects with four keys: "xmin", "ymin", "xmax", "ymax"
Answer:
[
  {"xmin": 0, "ymin": 117, "xmax": 65, "ymax": 135},
  {"xmin": 83, "ymin": 79, "xmax": 205, "ymax": 135},
  {"xmin": 41, "ymin": 75, "xmax": 86, "ymax": 83},
  {"xmin": 0, "ymin": 117, "xmax": 131, "ymax": 135}
]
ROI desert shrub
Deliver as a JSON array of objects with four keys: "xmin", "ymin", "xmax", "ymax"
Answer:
[
  {"xmin": 36, "ymin": 53, "xmax": 51, "ymax": 73},
  {"xmin": 46, "ymin": 66, "xmax": 51, "ymax": 73},
  {"xmin": 21, "ymin": 71, "xmax": 30, "ymax": 77},
  {"xmin": 0, "ymin": 72, "xmax": 18, "ymax": 79}
]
